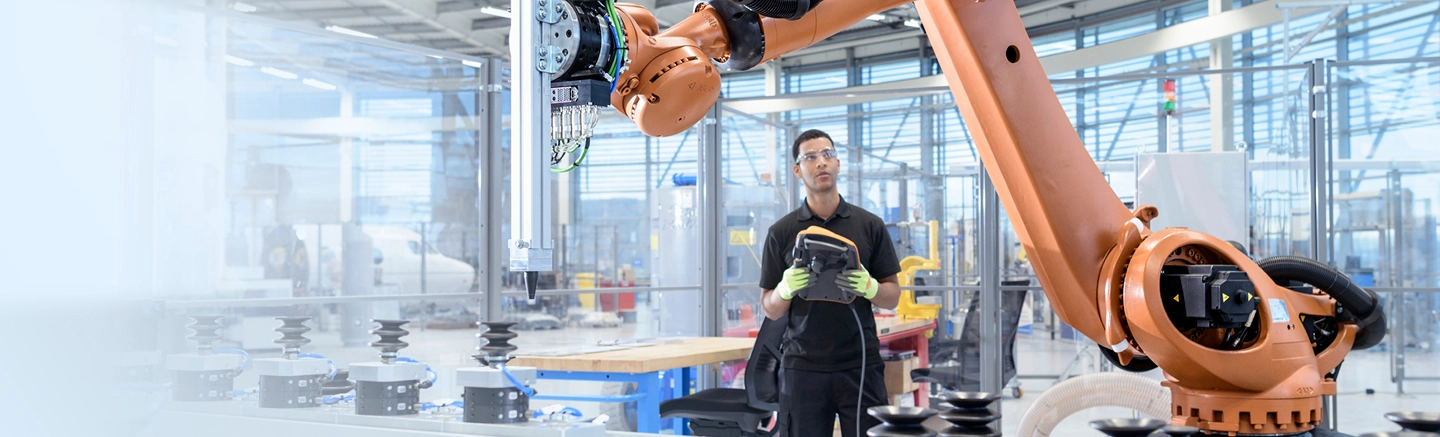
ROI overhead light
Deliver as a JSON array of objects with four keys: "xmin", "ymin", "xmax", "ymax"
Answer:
[
  {"xmin": 303, "ymin": 78, "xmax": 337, "ymax": 91},
  {"xmin": 325, "ymin": 25, "xmax": 378, "ymax": 39},
  {"xmin": 225, "ymin": 55, "xmax": 254, "ymax": 67},
  {"xmin": 428, "ymin": 55, "xmax": 444, "ymax": 59},
  {"xmin": 903, "ymin": 19, "xmax": 921, "ymax": 29},
  {"xmin": 261, "ymin": 67, "xmax": 298, "ymax": 79},
  {"xmin": 231, "ymin": 2, "xmax": 257, "ymax": 12},
  {"xmin": 461, "ymin": 59, "xmax": 485, "ymax": 68},
  {"xmin": 480, "ymin": 6, "xmax": 512, "ymax": 19},
  {"xmin": 866, "ymin": 14, "xmax": 888, "ymax": 21},
  {"xmin": 1430, "ymin": 36, "xmax": 1440, "ymax": 43}
]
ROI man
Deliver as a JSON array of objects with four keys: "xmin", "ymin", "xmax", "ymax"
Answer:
[{"xmin": 759, "ymin": 129, "xmax": 902, "ymax": 437}]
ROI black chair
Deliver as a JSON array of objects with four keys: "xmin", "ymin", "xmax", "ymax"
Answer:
[
  {"xmin": 659, "ymin": 315, "xmax": 786, "ymax": 437},
  {"xmin": 911, "ymin": 279, "xmax": 1030, "ymax": 394}
]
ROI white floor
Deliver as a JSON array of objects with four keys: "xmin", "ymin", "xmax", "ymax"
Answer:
[
  {"xmin": 996, "ymin": 335, "xmax": 1440, "ymax": 436},
  {"xmin": 239, "ymin": 321, "xmax": 1440, "ymax": 436}
]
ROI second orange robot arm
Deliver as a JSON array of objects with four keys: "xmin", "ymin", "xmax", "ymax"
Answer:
[{"xmin": 607, "ymin": 0, "xmax": 912, "ymax": 137}]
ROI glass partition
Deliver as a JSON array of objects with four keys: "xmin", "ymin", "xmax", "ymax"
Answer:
[
  {"xmin": 718, "ymin": 109, "xmax": 791, "ymax": 339},
  {"xmin": 1331, "ymin": 59, "xmax": 1440, "ymax": 395},
  {"xmin": 146, "ymin": 3, "xmax": 498, "ymax": 407}
]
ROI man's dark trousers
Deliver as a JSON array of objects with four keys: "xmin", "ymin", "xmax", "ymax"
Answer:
[{"xmin": 777, "ymin": 363, "xmax": 888, "ymax": 437}]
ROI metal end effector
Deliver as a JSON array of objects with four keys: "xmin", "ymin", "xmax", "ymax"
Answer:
[
  {"xmin": 543, "ymin": 0, "xmax": 620, "ymax": 170},
  {"xmin": 512, "ymin": 0, "xmax": 632, "ymax": 299}
]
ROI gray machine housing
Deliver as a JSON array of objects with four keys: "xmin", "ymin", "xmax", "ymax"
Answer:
[
  {"xmin": 255, "ymin": 357, "xmax": 330, "ymax": 409},
  {"xmin": 350, "ymin": 361, "xmax": 426, "ymax": 416},
  {"xmin": 457, "ymin": 366, "xmax": 536, "ymax": 424},
  {"xmin": 168, "ymin": 353, "xmax": 243, "ymax": 402}
]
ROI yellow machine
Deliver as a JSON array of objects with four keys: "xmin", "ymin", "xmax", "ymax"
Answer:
[{"xmin": 894, "ymin": 220, "xmax": 943, "ymax": 323}]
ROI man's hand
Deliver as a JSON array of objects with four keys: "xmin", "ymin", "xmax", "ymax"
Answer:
[
  {"xmin": 836, "ymin": 265, "xmax": 879, "ymax": 300},
  {"xmin": 774, "ymin": 266, "xmax": 812, "ymax": 300}
]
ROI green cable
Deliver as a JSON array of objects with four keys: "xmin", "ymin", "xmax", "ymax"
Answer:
[
  {"xmin": 604, "ymin": 0, "xmax": 617, "ymax": 76},
  {"xmin": 550, "ymin": 139, "xmax": 591, "ymax": 173},
  {"xmin": 605, "ymin": 0, "xmax": 626, "ymax": 78}
]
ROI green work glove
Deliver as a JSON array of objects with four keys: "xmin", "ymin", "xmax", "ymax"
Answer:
[
  {"xmin": 837, "ymin": 265, "xmax": 879, "ymax": 300},
  {"xmin": 774, "ymin": 266, "xmax": 811, "ymax": 300}
]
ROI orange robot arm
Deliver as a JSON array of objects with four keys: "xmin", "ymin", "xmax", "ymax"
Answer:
[
  {"xmin": 605, "ymin": 0, "xmax": 915, "ymax": 137},
  {"xmin": 582, "ymin": 0, "xmax": 1386, "ymax": 434}
]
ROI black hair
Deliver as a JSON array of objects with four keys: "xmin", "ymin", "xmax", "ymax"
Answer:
[{"xmin": 791, "ymin": 129, "xmax": 833, "ymax": 163}]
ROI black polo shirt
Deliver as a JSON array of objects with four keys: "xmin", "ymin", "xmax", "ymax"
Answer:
[{"xmin": 759, "ymin": 196, "xmax": 902, "ymax": 372}]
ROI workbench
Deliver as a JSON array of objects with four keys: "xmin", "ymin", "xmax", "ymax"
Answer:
[
  {"xmin": 509, "ymin": 337, "xmax": 755, "ymax": 434},
  {"xmin": 875, "ymin": 318, "xmax": 937, "ymax": 408}
]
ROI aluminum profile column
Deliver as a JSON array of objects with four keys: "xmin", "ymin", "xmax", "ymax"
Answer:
[
  {"xmin": 1387, "ymin": 169, "xmax": 1405, "ymax": 395},
  {"xmin": 845, "ymin": 48, "xmax": 863, "ymax": 203},
  {"xmin": 701, "ymin": 101, "xmax": 724, "ymax": 338},
  {"xmin": 787, "ymin": 125, "xmax": 801, "ymax": 206},
  {"xmin": 480, "ymin": 58, "xmax": 506, "ymax": 322},
  {"xmin": 978, "ymin": 166, "xmax": 1003, "ymax": 412},
  {"xmin": 1209, "ymin": 0, "xmax": 1235, "ymax": 152},
  {"xmin": 694, "ymin": 101, "xmax": 725, "ymax": 393},
  {"xmin": 919, "ymin": 46, "xmax": 943, "ymax": 221},
  {"xmin": 1308, "ymin": 57, "xmax": 1336, "ymax": 427},
  {"xmin": 1308, "ymin": 58, "xmax": 1331, "ymax": 265}
]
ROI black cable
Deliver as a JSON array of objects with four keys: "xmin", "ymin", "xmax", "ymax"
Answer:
[
  {"xmin": 850, "ymin": 304, "xmax": 865, "ymax": 437},
  {"xmin": 1257, "ymin": 256, "xmax": 1387, "ymax": 350},
  {"xmin": 735, "ymin": 0, "xmax": 821, "ymax": 20}
]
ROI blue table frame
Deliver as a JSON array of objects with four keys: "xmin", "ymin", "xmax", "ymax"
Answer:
[{"xmin": 530, "ymin": 366, "xmax": 696, "ymax": 434}]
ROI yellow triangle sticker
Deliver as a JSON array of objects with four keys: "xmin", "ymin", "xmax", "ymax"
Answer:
[
  {"xmin": 1173, "ymin": 294, "xmax": 1181, "ymax": 302},
  {"xmin": 1247, "ymin": 292, "xmax": 1254, "ymax": 301},
  {"xmin": 1300, "ymin": 315, "xmax": 1306, "ymax": 321},
  {"xmin": 1222, "ymin": 294, "xmax": 1230, "ymax": 302}
]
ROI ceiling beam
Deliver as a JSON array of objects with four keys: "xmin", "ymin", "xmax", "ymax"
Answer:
[
  {"xmin": 1041, "ymin": 0, "xmax": 1323, "ymax": 72},
  {"xmin": 724, "ymin": 0, "xmax": 1327, "ymax": 114},
  {"xmin": 465, "ymin": 1, "xmax": 688, "ymax": 31},
  {"xmin": 253, "ymin": 6, "xmax": 397, "ymax": 21},
  {"xmin": 471, "ymin": 16, "xmax": 507, "ymax": 30},
  {"xmin": 344, "ymin": 22, "xmax": 440, "ymax": 34},
  {"xmin": 438, "ymin": 1, "xmax": 495, "ymax": 13},
  {"xmin": 1021, "ymin": 0, "xmax": 1154, "ymax": 28},
  {"xmin": 377, "ymin": 0, "xmax": 508, "ymax": 55}
]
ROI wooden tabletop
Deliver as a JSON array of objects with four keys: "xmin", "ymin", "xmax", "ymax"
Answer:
[
  {"xmin": 876, "ymin": 318, "xmax": 936, "ymax": 336},
  {"xmin": 510, "ymin": 337, "xmax": 756, "ymax": 374}
]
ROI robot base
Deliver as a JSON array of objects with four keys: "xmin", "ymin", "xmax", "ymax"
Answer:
[{"xmin": 1166, "ymin": 382, "xmax": 1329, "ymax": 436}]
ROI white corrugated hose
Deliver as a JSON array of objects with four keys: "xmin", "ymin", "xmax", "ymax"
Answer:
[{"xmin": 1016, "ymin": 372, "xmax": 1172, "ymax": 437}]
